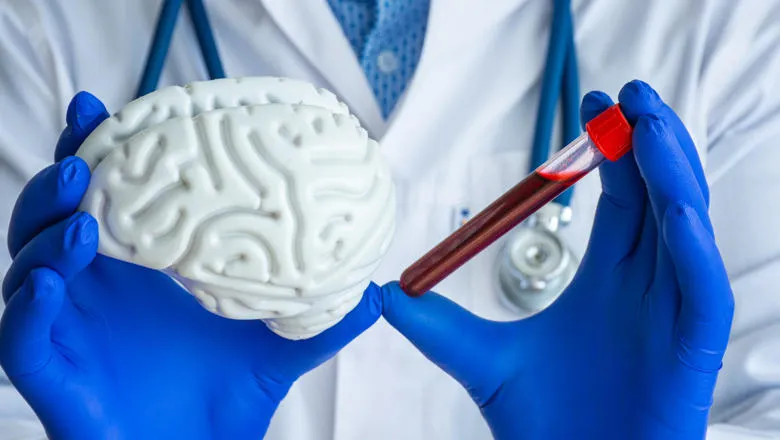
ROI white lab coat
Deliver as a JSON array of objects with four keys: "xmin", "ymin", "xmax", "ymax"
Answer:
[{"xmin": 0, "ymin": 0, "xmax": 779, "ymax": 438}]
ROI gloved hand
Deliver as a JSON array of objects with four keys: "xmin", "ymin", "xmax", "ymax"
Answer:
[
  {"xmin": 0, "ymin": 92, "xmax": 381, "ymax": 439},
  {"xmin": 382, "ymin": 80, "xmax": 733, "ymax": 440}
]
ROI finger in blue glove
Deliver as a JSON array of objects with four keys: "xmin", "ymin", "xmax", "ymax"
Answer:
[
  {"xmin": 383, "ymin": 80, "xmax": 733, "ymax": 440},
  {"xmin": 1, "ymin": 91, "xmax": 382, "ymax": 439}
]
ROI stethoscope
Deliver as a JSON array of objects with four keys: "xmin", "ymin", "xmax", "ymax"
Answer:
[
  {"xmin": 497, "ymin": 0, "xmax": 581, "ymax": 314},
  {"xmin": 139, "ymin": 0, "xmax": 581, "ymax": 315}
]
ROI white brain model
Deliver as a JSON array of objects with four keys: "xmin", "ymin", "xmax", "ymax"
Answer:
[{"xmin": 76, "ymin": 77, "xmax": 396, "ymax": 340}]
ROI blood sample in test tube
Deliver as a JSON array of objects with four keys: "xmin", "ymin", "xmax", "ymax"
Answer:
[{"xmin": 399, "ymin": 104, "xmax": 633, "ymax": 297}]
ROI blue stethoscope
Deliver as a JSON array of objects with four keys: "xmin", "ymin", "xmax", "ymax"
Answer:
[
  {"xmin": 497, "ymin": 0, "xmax": 581, "ymax": 314},
  {"xmin": 139, "ymin": 0, "xmax": 580, "ymax": 314}
]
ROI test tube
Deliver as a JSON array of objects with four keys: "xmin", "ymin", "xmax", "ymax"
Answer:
[{"xmin": 399, "ymin": 105, "xmax": 633, "ymax": 297}]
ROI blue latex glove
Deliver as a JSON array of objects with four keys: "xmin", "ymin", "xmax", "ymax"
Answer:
[
  {"xmin": 0, "ymin": 92, "xmax": 381, "ymax": 439},
  {"xmin": 382, "ymin": 81, "xmax": 733, "ymax": 440}
]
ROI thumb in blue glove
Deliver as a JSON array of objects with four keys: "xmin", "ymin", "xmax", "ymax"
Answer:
[
  {"xmin": 0, "ymin": 91, "xmax": 382, "ymax": 439},
  {"xmin": 382, "ymin": 80, "xmax": 733, "ymax": 440}
]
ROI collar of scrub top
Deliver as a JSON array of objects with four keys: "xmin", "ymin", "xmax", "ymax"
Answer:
[{"xmin": 138, "ymin": 0, "xmax": 579, "ymax": 208}]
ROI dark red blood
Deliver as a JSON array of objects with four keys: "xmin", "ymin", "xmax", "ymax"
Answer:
[{"xmin": 400, "ymin": 170, "xmax": 586, "ymax": 297}]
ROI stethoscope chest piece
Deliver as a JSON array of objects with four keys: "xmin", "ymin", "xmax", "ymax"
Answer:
[{"xmin": 497, "ymin": 204, "xmax": 578, "ymax": 314}]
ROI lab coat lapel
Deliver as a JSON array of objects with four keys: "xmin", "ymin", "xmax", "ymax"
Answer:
[
  {"xmin": 381, "ymin": 0, "xmax": 526, "ymax": 175},
  {"xmin": 259, "ymin": 0, "xmax": 386, "ymax": 136}
]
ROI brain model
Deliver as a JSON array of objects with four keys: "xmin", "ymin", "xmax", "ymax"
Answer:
[{"xmin": 76, "ymin": 77, "xmax": 396, "ymax": 340}]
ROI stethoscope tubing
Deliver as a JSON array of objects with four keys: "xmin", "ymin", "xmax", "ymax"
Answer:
[
  {"xmin": 532, "ymin": 0, "xmax": 580, "ymax": 207},
  {"xmin": 137, "ymin": 0, "xmax": 225, "ymax": 98}
]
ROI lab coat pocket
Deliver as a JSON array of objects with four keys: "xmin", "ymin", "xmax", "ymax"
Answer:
[
  {"xmin": 382, "ymin": 172, "xmax": 469, "ymax": 293},
  {"xmin": 465, "ymin": 151, "xmax": 532, "ymax": 322}
]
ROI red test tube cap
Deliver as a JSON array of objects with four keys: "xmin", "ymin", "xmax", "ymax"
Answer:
[{"xmin": 585, "ymin": 104, "xmax": 633, "ymax": 162}]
